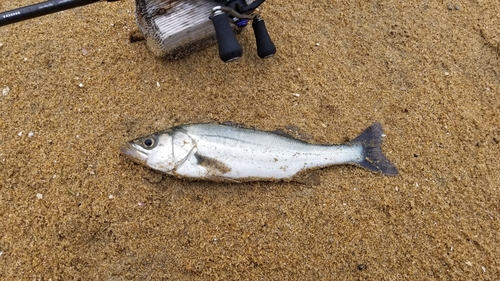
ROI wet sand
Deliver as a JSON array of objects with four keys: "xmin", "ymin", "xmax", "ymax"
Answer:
[{"xmin": 0, "ymin": 0, "xmax": 499, "ymax": 279}]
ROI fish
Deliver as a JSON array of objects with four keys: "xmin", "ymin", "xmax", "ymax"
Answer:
[{"xmin": 121, "ymin": 122, "xmax": 398, "ymax": 182}]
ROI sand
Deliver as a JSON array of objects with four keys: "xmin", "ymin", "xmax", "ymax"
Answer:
[{"xmin": 0, "ymin": 0, "xmax": 499, "ymax": 279}]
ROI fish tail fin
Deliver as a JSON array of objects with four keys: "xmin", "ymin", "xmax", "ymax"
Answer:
[{"xmin": 352, "ymin": 122, "xmax": 398, "ymax": 176}]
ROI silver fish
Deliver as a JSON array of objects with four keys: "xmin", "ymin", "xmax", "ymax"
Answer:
[{"xmin": 121, "ymin": 122, "xmax": 398, "ymax": 182}]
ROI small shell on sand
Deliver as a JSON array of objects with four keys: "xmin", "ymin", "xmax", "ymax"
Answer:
[{"xmin": 2, "ymin": 86, "xmax": 9, "ymax": 96}]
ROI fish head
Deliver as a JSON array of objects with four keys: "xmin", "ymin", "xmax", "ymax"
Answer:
[
  {"xmin": 121, "ymin": 129, "xmax": 196, "ymax": 174},
  {"xmin": 121, "ymin": 131, "xmax": 177, "ymax": 173}
]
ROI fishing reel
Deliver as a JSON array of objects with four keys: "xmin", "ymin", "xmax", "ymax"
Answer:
[
  {"xmin": 135, "ymin": 0, "xmax": 275, "ymax": 62},
  {"xmin": 210, "ymin": 0, "xmax": 276, "ymax": 62},
  {"xmin": 0, "ymin": 0, "xmax": 276, "ymax": 62}
]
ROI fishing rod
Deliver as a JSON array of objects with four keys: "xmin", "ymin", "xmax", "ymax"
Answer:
[{"xmin": 0, "ymin": 0, "xmax": 118, "ymax": 27}]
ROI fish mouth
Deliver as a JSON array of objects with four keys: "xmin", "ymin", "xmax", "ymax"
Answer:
[{"xmin": 120, "ymin": 143, "xmax": 147, "ymax": 164}]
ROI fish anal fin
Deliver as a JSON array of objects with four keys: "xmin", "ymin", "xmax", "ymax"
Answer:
[{"xmin": 291, "ymin": 169, "xmax": 322, "ymax": 185}]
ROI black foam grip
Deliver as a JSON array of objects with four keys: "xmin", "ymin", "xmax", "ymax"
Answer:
[
  {"xmin": 252, "ymin": 18, "xmax": 276, "ymax": 58},
  {"xmin": 211, "ymin": 13, "xmax": 243, "ymax": 62}
]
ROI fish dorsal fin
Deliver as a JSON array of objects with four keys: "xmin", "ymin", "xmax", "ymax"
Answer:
[
  {"xmin": 270, "ymin": 125, "xmax": 312, "ymax": 142},
  {"xmin": 172, "ymin": 130, "xmax": 196, "ymax": 166},
  {"xmin": 219, "ymin": 121, "xmax": 310, "ymax": 142},
  {"xmin": 220, "ymin": 121, "xmax": 254, "ymax": 129}
]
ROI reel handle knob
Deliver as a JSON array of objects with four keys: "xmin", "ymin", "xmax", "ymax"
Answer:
[
  {"xmin": 211, "ymin": 10, "xmax": 243, "ymax": 62},
  {"xmin": 252, "ymin": 17, "xmax": 276, "ymax": 58}
]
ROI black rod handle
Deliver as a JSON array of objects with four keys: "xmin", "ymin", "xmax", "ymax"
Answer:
[
  {"xmin": 211, "ymin": 11, "xmax": 242, "ymax": 62},
  {"xmin": 0, "ymin": 0, "xmax": 100, "ymax": 27},
  {"xmin": 252, "ymin": 17, "xmax": 276, "ymax": 58}
]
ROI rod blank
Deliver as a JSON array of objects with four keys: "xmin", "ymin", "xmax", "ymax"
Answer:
[{"xmin": 0, "ymin": 0, "xmax": 101, "ymax": 27}]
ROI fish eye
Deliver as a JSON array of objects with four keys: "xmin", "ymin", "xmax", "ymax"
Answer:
[{"xmin": 143, "ymin": 137, "xmax": 155, "ymax": 148}]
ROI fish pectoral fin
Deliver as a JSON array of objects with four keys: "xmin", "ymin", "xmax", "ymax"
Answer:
[{"xmin": 194, "ymin": 153, "xmax": 232, "ymax": 175}]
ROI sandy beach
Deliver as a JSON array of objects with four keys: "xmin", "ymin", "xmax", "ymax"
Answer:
[{"xmin": 0, "ymin": 0, "xmax": 499, "ymax": 279}]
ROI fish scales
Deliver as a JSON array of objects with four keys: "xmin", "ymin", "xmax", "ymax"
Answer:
[
  {"xmin": 176, "ymin": 124, "xmax": 362, "ymax": 179},
  {"xmin": 121, "ymin": 122, "xmax": 398, "ymax": 182}
]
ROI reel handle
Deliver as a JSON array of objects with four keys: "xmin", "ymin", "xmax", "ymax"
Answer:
[
  {"xmin": 211, "ymin": 10, "xmax": 243, "ymax": 62},
  {"xmin": 252, "ymin": 17, "xmax": 276, "ymax": 58}
]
